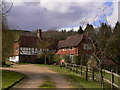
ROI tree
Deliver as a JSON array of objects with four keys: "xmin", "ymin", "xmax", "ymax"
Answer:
[
  {"xmin": 106, "ymin": 21, "xmax": 120, "ymax": 65},
  {"xmin": 2, "ymin": 30, "xmax": 15, "ymax": 64},
  {"xmin": 92, "ymin": 23, "xmax": 112, "ymax": 69},
  {"xmin": 73, "ymin": 56, "xmax": 81, "ymax": 65},
  {"xmin": 113, "ymin": 21, "xmax": 120, "ymax": 35},
  {"xmin": 2, "ymin": 1, "xmax": 13, "ymax": 30},
  {"xmin": 84, "ymin": 24, "xmax": 96, "ymax": 40},
  {"xmin": 1, "ymin": 0, "xmax": 14, "ymax": 65},
  {"xmin": 77, "ymin": 26, "xmax": 83, "ymax": 34},
  {"xmin": 53, "ymin": 54, "xmax": 61, "ymax": 64},
  {"xmin": 37, "ymin": 39, "xmax": 52, "ymax": 64},
  {"xmin": 43, "ymin": 30, "xmax": 77, "ymax": 40},
  {"xmin": 97, "ymin": 23, "xmax": 112, "ymax": 50}
]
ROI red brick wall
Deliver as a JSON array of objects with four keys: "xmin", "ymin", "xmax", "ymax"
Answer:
[
  {"xmin": 13, "ymin": 42, "xmax": 20, "ymax": 56},
  {"xmin": 78, "ymin": 39, "xmax": 94, "ymax": 56},
  {"xmin": 56, "ymin": 47, "xmax": 78, "ymax": 55},
  {"xmin": 56, "ymin": 39, "xmax": 94, "ymax": 56}
]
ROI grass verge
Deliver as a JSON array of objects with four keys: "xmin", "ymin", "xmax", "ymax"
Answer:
[
  {"xmin": 38, "ymin": 64, "xmax": 102, "ymax": 88},
  {"xmin": 40, "ymin": 76, "xmax": 56, "ymax": 88},
  {"xmin": 2, "ymin": 70, "xmax": 24, "ymax": 89}
]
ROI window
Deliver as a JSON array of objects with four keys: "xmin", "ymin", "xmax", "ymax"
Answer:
[
  {"xmin": 32, "ymin": 48, "xmax": 34, "ymax": 51},
  {"xmin": 35, "ymin": 48, "xmax": 38, "ymax": 54},
  {"xmin": 15, "ymin": 47, "xmax": 19, "ymax": 51},
  {"xmin": 20, "ymin": 47, "xmax": 22, "ymax": 50},
  {"xmin": 31, "ymin": 48, "xmax": 34, "ymax": 54},
  {"xmin": 12, "ymin": 56, "xmax": 15, "ymax": 59},
  {"xmin": 63, "ymin": 48, "xmax": 67, "ymax": 51},
  {"xmin": 23, "ymin": 50, "xmax": 26, "ymax": 54},
  {"xmin": 24, "ymin": 47, "xmax": 26, "ymax": 51},
  {"xmin": 23, "ymin": 47, "xmax": 25, "ymax": 51},
  {"xmin": 28, "ymin": 48, "xmax": 30, "ymax": 51},
  {"xmin": 83, "ymin": 44, "xmax": 92, "ymax": 50},
  {"xmin": 26, "ymin": 47, "xmax": 28, "ymax": 51},
  {"xmin": 69, "ymin": 47, "xmax": 74, "ymax": 50}
]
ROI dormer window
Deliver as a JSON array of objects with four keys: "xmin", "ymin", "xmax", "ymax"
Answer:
[
  {"xmin": 63, "ymin": 48, "xmax": 67, "ymax": 51},
  {"xmin": 69, "ymin": 47, "xmax": 74, "ymax": 50}
]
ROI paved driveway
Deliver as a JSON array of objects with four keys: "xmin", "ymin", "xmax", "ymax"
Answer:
[{"xmin": 2, "ymin": 64, "xmax": 72, "ymax": 88}]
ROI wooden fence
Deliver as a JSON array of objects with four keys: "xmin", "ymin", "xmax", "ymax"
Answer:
[{"xmin": 65, "ymin": 63, "xmax": 120, "ymax": 90}]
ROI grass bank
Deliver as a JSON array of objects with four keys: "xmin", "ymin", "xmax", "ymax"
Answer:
[
  {"xmin": 38, "ymin": 64, "xmax": 102, "ymax": 88},
  {"xmin": 2, "ymin": 70, "xmax": 24, "ymax": 89}
]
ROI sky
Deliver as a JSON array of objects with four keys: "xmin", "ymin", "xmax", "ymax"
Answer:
[{"xmin": 6, "ymin": 0, "xmax": 120, "ymax": 31}]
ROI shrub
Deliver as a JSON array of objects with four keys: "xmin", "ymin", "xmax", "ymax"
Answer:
[
  {"xmin": 36, "ymin": 57, "xmax": 45, "ymax": 64},
  {"xmin": 73, "ymin": 56, "xmax": 81, "ymax": 65},
  {"xmin": 62, "ymin": 55, "xmax": 70, "ymax": 63},
  {"xmin": 52, "ymin": 54, "xmax": 61, "ymax": 64}
]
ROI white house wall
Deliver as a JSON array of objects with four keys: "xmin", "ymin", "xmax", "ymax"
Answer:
[
  {"xmin": 9, "ymin": 56, "xmax": 19, "ymax": 63},
  {"xmin": 20, "ymin": 47, "xmax": 42, "ymax": 55}
]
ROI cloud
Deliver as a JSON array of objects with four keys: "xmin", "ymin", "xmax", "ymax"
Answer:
[
  {"xmin": 6, "ymin": 0, "xmax": 116, "ymax": 31},
  {"xmin": 107, "ymin": 1, "xmax": 119, "ymax": 28}
]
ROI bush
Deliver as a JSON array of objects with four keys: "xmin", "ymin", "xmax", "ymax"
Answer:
[
  {"xmin": 62, "ymin": 55, "xmax": 70, "ymax": 63},
  {"xmin": 52, "ymin": 54, "xmax": 61, "ymax": 64},
  {"xmin": 36, "ymin": 57, "xmax": 45, "ymax": 64},
  {"xmin": 73, "ymin": 56, "xmax": 81, "ymax": 65}
]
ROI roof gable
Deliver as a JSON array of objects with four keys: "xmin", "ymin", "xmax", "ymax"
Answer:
[
  {"xmin": 58, "ymin": 34, "xmax": 84, "ymax": 48},
  {"xmin": 19, "ymin": 36, "xmax": 39, "ymax": 47}
]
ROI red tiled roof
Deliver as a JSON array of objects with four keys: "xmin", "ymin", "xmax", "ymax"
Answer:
[
  {"xmin": 19, "ymin": 36, "xmax": 39, "ymax": 47},
  {"xmin": 58, "ymin": 34, "xmax": 84, "ymax": 48}
]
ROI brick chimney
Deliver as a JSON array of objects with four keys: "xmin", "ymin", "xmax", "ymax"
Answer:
[{"xmin": 37, "ymin": 29, "xmax": 42, "ymax": 38}]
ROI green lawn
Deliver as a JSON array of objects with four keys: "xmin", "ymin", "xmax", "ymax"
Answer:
[
  {"xmin": 38, "ymin": 64, "xmax": 102, "ymax": 88},
  {"xmin": 2, "ymin": 70, "xmax": 24, "ymax": 89},
  {"xmin": 68, "ymin": 65, "xmax": 118, "ymax": 88}
]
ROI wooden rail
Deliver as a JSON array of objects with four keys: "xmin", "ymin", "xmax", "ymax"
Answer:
[{"xmin": 65, "ymin": 63, "xmax": 120, "ymax": 89}]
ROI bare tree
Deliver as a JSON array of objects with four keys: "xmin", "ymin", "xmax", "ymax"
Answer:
[
  {"xmin": 1, "ymin": 0, "xmax": 14, "ymax": 65},
  {"xmin": 81, "ymin": 6, "xmax": 112, "ymax": 70},
  {"xmin": 1, "ymin": 0, "xmax": 13, "ymax": 30},
  {"xmin": 37, "ymin": 39, "xmax": 52, "ymax": 64}
]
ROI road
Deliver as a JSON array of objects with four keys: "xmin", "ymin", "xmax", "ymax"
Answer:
[{"xmin": 2, "ymin": 64, "xmax": 72, "ymax": 88}]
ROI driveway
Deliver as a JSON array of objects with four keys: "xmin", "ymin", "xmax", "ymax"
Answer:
[{"xmin": 2, "ymin": 64, "xmax": 72, "ymax": 88}]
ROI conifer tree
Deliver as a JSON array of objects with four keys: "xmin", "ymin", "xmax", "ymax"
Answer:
[
  {"xmin": 106, "ymin": 21, "xmax": 120, "ymax": 65},
  {"xmin": 77, "ymin": 26, "xmax": 83, "ymax": 34}
]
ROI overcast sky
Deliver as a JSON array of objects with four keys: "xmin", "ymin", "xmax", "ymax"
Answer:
[{"xmin": 7, "ymin": 0, "xmax": 119, "ymax": 31}]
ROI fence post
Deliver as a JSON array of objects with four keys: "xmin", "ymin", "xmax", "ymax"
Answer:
[
  {"xmin": 111, "ymin": 69, "xmax": 114, "ymax": 90},
  {"xmin": 100, "ymin": 68, "xmax": 104, "ymax": 88},
  {"xmin": 80, "ymin": 65, "xmax": 82, "ymax": 76},
  {"xmin": 86, "ymin": 64, "xmax": 88, "ymax": 81},
  {"xmin": 68, "ymin": 63, "xmax": 70, "ymax": 70},
  {"xmin": 72, "ymin": 64, "xmax": 74, "ymax": 72},
  {"xmin": 68, "ymin": 63, "xmax": 70, "ymax": 71},
  {"xmin": 70, "ymin": 63, "xmax": 72, "ymax": 71},
  {"xmin": 65, "ymin": 63, "xmax": 67, "ymax": 69},
  {"xmin": 76, "ymin": 65, "xmax": 78, "ymax": 73},
  {"xmin": 92, "ymin": 67, "xmax": 94, "ymax": 81},
  {"xmin": 118, "ymin": 76, "xmax": 120, "ymax": 89}
]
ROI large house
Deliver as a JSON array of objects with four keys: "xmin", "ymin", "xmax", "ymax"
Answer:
[
  {"xmin": 9, "ymin": 30, "xmax": 42, "ymax": 63},
  {"xmin": 56, "ymin": 34, "xmax": 94, "ymax": 62},
  {"xmin": 9, "ymin": 29, "xmax": 58, "ymax": 63}
]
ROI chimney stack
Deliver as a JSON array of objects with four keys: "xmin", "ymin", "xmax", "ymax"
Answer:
[{"xmin": 37, "ymin": 29, "xmax": 42, "ymax": 38}]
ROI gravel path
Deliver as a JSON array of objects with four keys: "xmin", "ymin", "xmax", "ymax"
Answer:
[{"xmin": 2, "ymin": 64, "xmax": 72, "ymax": 88}]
